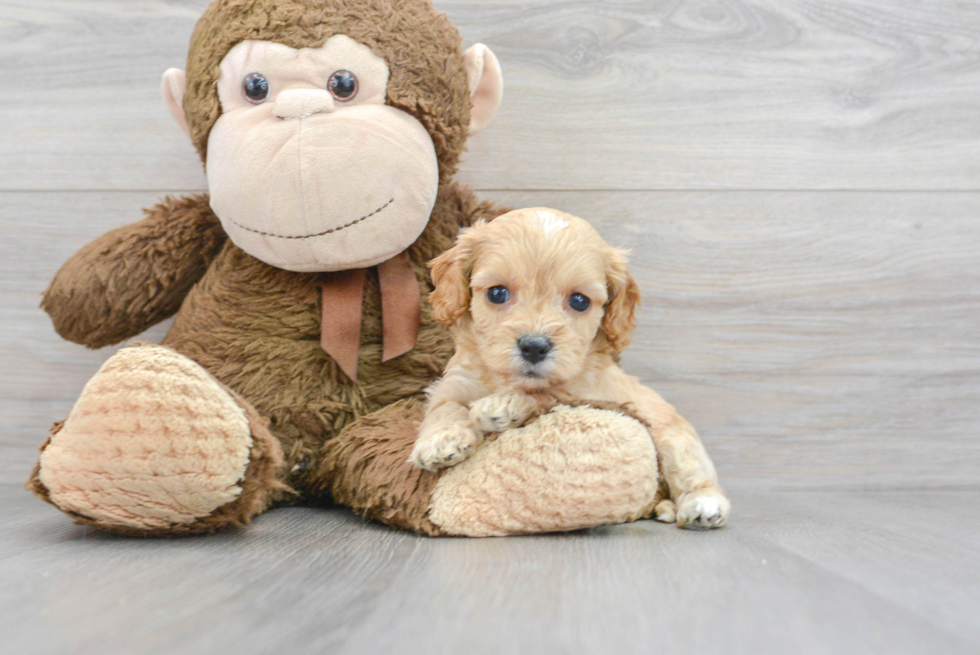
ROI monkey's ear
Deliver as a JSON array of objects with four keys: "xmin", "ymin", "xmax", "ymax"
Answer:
[
  {"xmin": 161, "ymin": 68, "xmax": 191, "ymax": 139},
  {"xmin": 463, "ymin": 44, "xmax": 503, "ymax": 135}
]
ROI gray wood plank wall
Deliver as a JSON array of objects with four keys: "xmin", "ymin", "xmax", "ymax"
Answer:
[{"xmin": 1, "ymin": 0, "xmax": 978, "ymax": 494}]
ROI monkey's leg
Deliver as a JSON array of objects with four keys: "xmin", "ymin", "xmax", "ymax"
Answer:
[
  {"xmin": 315, "ymin": 402, "xmax": 660, "ymax": 537},
  {"xmin": 313, "ymin": 397, "xmax": 446, "ymax": 535},
  {"xmin": 26, "ymin": 343, "xmax": 285, "ymax": 536}
]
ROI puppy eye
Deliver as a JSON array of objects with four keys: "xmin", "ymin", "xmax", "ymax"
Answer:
[
  {"xmin": 328, "ymin": 70, "xmax": 358, "ymax": 101},
  {"xmin": 569, "ymin": 293, "xmax": 591, "ymax": 312},
  {"xmin": 242, "ymin": 73, "xmax": 270, "ymax": 104},
  {"xmin": 487, "ymin": 286, "xmax": 510, "ymax": 305}
]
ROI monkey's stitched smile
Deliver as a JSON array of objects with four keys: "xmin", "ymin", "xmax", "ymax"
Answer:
[{"xmin": 228, "ymin": 198, "xmax": 395, "ymax": 240}]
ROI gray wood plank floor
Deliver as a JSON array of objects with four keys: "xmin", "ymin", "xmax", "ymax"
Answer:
[
  {"xmin": 3, "ymin": 486, "xmax": 979, "ymax": 655},
  {"xmin": 1, "ymin": 0, "xmax": 979, "ymax": 653}
]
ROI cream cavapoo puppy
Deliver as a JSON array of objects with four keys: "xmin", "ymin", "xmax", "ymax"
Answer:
[{"xmin": 408, "ymin": 208, "xmax": 730, "ymax": 529}]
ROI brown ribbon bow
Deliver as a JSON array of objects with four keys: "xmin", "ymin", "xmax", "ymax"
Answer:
[{"xmin": 319, "ymin": 250, "xmax": 421, "ymax": 382}]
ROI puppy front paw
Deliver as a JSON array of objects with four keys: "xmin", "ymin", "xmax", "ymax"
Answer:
[
  {"xmin": 409, "ymin": 424, "xmax": 483, "ymax": 472},
  {"xmin": 469, "ymin": 392, "xmax": 538, "ymax": 433},
  {"xmin": 675, "ymin": 488, "xmax": 730, "ymax": 530}
]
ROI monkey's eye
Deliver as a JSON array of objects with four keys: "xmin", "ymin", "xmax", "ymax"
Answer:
[
  {"xmin": 328, "ymin": 70, "xmax": 358, "ymax": 101},
  {"xmin": 487, "ymin": 286, "xmax": 510, "ymax": 305},
  {"xmin": 569, "ymin": 293, "xmax": 591, "ymax": 312},
  {"xmin": 242, "ymin": 73, "xmax": 270, "ymax": 104}
]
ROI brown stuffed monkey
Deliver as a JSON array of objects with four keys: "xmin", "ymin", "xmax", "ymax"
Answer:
[{"xmin": 27, "ymin": 0, "xmax": 727, "ymax": 537}]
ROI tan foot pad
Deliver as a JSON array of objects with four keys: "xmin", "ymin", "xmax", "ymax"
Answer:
[
  {"xmin": 428, "ymin": 405, "xmax": 659, "ymax": 537},
  {"xmin": 38, "ymin": 344, "xmax": 253, "ymax": 531}
]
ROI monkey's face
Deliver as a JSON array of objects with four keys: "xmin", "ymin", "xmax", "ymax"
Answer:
[
  {"xmin": 162, "ymin": 0, "xmax": 503, "ymax": 273},
  {"xmin": 203, "ymin": 35, "xmax": 439, "ymax": 272}
]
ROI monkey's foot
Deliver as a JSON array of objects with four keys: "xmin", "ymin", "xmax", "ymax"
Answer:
[
  {"xmin": 28, "ymin": 343, "xmax": 282, "ymax": 536},
  {"xmin": 429, "ymin": 405, "xmax": 660, "ymax": 536},
  {"xmin": 319, "ymin": 401, "xmax": 660, "ymax": 537}
]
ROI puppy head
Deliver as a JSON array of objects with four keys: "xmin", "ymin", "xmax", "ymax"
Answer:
[{"xmin": 429, "ymin": 208, "xmax": 640, "ymax": 388}]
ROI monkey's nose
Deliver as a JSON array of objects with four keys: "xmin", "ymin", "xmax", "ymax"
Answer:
[
  {"xmin": 518, "ymin": 335, "xmax": 553, "ymax": 364},
  {"xmin": 273, "ymin": 89, "xmax": 335, "ymax": 120}
]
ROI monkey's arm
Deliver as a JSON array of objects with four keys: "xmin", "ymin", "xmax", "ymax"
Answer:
[{"xmin": 41, "ymin": 194, "xmax": 227, "ymax": 349}]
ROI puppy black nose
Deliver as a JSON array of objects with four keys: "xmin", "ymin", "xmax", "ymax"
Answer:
[{"xmin": 518, "ymin": 335, "xmax": 553, "ymax": 364}]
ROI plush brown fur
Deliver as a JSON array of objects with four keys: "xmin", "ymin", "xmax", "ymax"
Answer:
[
  {"xmin": 31, "ymin": 0, "xmax": 509, "ymax": 534},
  {"xmin": 40, "ymin": 195, "xmax": 227, "ymax": 349},
  {"xmin": 315, "ymin": 397, "xmax": 447, "ymax": 536}
]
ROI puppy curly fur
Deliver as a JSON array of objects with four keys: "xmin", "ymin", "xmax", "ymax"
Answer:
[{"xmin": 409, "ymin": 208, "xmax": 731, "ymax": 529}]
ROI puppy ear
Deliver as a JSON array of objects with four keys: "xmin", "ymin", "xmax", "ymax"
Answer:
[
  {"xmin": 601, "ymin": 248, "xmax": 641, "ymax": 352},
  {"xmin": 428, "ymin": 224, "xmax": 483, "ymax": 326}
]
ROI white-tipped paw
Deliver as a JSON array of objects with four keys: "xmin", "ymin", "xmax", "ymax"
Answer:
[
  {"xmin": 409, "ymin": 423, "xmax": 483, "ymax": 472},
  {"xmin": 676, "ymin": 489, "xmax": 730, "ymax": 530},
  {"xmin": 469, "ymin": 392, "xmax": 537, "ymax": 433}
]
